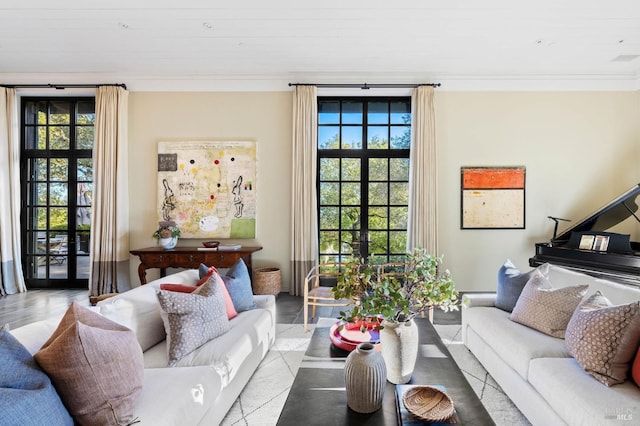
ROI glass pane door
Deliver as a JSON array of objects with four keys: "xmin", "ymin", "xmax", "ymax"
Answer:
[{"xmin": 21, "ymin": 98, "xmax": 94, "ymax": 289}]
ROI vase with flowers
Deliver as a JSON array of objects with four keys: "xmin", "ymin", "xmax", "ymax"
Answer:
[
  {"xmin": 332, "ymin": 247, "xmax": 459, "ymax": 383},
  {"xmin": 153, "ymin": 221, "xmax": 181, "ymax": 250}
]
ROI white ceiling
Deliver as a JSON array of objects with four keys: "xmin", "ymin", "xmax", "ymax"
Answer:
[{"xmin": 2, "ymin": 0, "xmax": 640, "ymax": 91}]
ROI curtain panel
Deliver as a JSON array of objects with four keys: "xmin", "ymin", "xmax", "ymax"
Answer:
[
  {"xmin": 90, "ymin": 86, "xmax": 130, "ymax": 297},
  {"xmin": 407, "ymin": 86, "xmax": 438, "ymax": 255},
  {"xmin": 289, "ymin": 86, "xmax": 319, "ymax": 296},
  {"xmin": 0, "ymin": 88, "xmax": 27, "ymax": 295}
]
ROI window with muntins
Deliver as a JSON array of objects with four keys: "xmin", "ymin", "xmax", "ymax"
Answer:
[{"xmin": 317, "ymin": 97, "xmax": 411, "ymax": 263}]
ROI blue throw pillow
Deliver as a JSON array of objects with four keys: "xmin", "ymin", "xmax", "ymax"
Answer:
[
  {"xmin": 495, "ymin": 259, "xmax": 535, "ymax": 312},
  {"xmin": 224, "ymin": 259, "xmax": 257, "ymax": 312},
  {"xmin": 0, "ymin": 326, "xmax": 73, "ymax": 426}
]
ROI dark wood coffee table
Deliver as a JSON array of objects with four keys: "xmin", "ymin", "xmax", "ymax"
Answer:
[{"xmin": 277, "ymin": 318, "xmax": 494, "ymax": 425}]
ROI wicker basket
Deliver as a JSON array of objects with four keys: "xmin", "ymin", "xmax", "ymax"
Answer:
[
  {"xmin": 253, "ymin": 267, "xmax": 282, "ymax": 296},
  {"xmin": 402, "ymin": 385, "xmax": 454, "ymax": 422}
]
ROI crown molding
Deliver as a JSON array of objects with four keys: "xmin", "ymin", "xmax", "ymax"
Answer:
[{"xmin": 2, "ymin": 72, "xmax": 639, "ymax": 92}]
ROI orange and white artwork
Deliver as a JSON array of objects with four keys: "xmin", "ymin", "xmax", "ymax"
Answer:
[{"xmin": 461, "ymin": 167, "xmax": 525, "ymax": 229}]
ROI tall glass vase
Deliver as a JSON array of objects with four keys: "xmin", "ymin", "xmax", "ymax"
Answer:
[
  {"xmin": 344, "ymin": 342, "xmax": 386, "ymax": 413},
  {"xmin": 379, "ymin": 319, "xmax": 419, "ymax": 384}
]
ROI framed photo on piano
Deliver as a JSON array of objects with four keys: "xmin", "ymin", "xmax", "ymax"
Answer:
[
  {"xmin": 592, "ymin": 235, "xmax": 610, "ymax": 252},
  {"xmin": 579, "ymin": 234, "xmax": 610, "ymax": 251}
]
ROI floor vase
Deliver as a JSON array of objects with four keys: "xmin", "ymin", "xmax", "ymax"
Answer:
[
  {"xmin": 344, "ymin": 342, "xmax": 387, "ymax": 413},
  {"xmin": 380, "ymin": 319, "xmax": 419, "ymax": 384}
]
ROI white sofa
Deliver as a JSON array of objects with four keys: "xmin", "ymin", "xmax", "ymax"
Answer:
[
  {"xmin": 462, "ymin": 263, "xmax": 640, "ymax": 426},
  {"xmin": 10, "ymin": 269, "xmax": 276, "ymax": 425}
]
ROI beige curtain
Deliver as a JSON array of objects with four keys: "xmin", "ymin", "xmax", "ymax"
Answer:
[
  {"xmin": 90, "ymin": 86, "xmax": 130, "ymax": 297},
  {"xmin": 290, "ymin": 85, "xmax": 318, "ymax": 296},
  {"xmin": 0, "ymin": 88, "xmax": 27, "ymax": 295},
  {"xmin": 407, "ymin": 86, "xmax": 438, "ymax": 254}
]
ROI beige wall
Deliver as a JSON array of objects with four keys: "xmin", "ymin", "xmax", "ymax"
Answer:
[
  {"xmin": 127, "ymin": 90, "xmax": 640, "ymax": 292},
  {"xmin": 128, "ymin": 92, "xmax": 292, "ymax": 287}
]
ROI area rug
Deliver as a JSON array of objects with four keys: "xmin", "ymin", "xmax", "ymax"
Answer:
[
  {"xmin": 221, "ymin": 320, "xmax": 530, "ymax": 426},
  {"xmin": 221, "ymin": 323, "xmax": 315, "ymax": 425}
]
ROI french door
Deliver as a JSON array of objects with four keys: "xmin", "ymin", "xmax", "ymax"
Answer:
[
  {"xmin": 317, "ymin": 97, "xmax": 411, "ymax": 264},
  {"xmin": 20, "ymin": 98, "xmax": 94, "ymax": 289}
]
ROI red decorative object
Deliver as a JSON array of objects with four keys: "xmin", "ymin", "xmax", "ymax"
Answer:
[{"xmin": 329, "ymin": 319, "xmax": 382, "ymax": 352}]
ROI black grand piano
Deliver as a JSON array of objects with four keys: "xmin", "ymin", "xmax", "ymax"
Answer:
[{"xmin": 529, "ymin": 183, "xmax": 640, "ymax": 287}]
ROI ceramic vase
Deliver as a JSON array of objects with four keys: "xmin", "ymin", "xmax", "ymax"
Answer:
[
  {"xmin": 379, "ymin": 319, "xmax": 419, "ymax": 384},
  {"xmin": 159, "ymin": 237, "xmax": 178, "ymax": 250},
  {"xmin": 344, "ymin": 342, "xmax": 387, "ymax": 413}
]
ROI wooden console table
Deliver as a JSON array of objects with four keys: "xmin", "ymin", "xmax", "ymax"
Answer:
[{"xmin": 130, "ymin": 246, "xmax": 262, "ymax": 284}]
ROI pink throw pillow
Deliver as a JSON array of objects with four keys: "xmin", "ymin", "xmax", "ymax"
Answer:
[{"xmin": 160, "ymin": 283, "xmax": 197, "ymax": 293}]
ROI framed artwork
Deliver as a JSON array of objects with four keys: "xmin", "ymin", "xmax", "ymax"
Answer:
[
  {"xmin": 461, "ymin": 166, "xmax": 525, "ymax": 229},
  {"xmin": 157, "ymin": 140, "xmax": 257, "ymax": 239}
]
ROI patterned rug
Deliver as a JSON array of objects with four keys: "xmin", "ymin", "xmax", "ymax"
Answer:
[{"xmin": 221, "ymin": 320, "xmax": 530, "ymax": 426}]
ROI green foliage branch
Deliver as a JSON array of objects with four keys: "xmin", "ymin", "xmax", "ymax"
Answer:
[{"xmin": 332, "ymin": 247, "xmax": 459, "ymax": 328}]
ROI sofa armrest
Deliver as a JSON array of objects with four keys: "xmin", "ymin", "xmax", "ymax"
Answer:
[
  {"xmin": 462, "ymin": 293, "xmax": 497, "ymax": 308},
  {"xmin": 253, "ymin": 294, "xmax": 275, "ymax": 310}
]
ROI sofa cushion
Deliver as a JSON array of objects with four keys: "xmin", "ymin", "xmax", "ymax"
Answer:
[
  {"xmin": 546, "ymin": 264, "xmax": 640, "ymax": 304},
  {"xmin": 34, "ymin": 302, "xmax": 144, "ymax": 426},
  {"xmin": 510, "ymin": 271, "xmax": 588, "ymax": 338},
  {"xmin": 464, "ymin": 306, "xmax": 569, "ymax": 380},
  {"xmin": 0, "ymin": 326, "xmax": 73, "ymax": 426},
  {"xmin": 144, "ymin": 307, "xmax": 273, "ymax": 387},
  {"xmin": 495, "ymin": 259, "xmax": 536, "ymax": 312},
  {"xmin": 529, "ymin": 357, "xmax": 640, "ymax": 425},
  {"xmin": 565, "ymin": 291, "xmax": 640, "ymax": 386},
  {"xmin": 156, "ymin": 275, "xmax": 230, "ymax": 366},
  {"xmin": 134, "ymin": 366, "xmax": 222, "ymax": 425}
]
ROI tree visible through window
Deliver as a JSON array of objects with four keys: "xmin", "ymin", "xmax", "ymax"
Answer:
[
  {"xmin": 20, "ymin": 98, "xmax": 95, "ymax": 289},
  {"xmin": 317, "ymin": 97, "xmax": 411, "ymax": 263}
]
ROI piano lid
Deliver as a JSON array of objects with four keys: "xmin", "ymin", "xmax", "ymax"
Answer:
[{"xmin": 554, "ymin": 183, "xmax": 640, "ymax": 242}]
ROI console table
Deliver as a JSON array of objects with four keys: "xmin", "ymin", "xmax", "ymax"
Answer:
[{"xmin": 130, "ymin": 246, "xmax": 262, "ymax": 284}]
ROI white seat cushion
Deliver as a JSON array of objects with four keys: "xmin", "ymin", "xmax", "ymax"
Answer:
[
  {"xmin": 465, "ymin": 307, "xmax": 569, "ymax": 380},
  {"xmin": 529, "ymin": 357, "xmax": 640, "ymax": 426},
  {"xmin": 144, "ymin": 307, "xmax": 273, "ymax": 387},
  {"xmin": 135, "ymin": 366, "xmax": 222, "ymax": 425}
]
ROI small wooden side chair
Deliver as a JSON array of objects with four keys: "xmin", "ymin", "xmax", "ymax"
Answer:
[{"xmin": 303, "ymin": 262, "xmax": 351, "ymax": 332}]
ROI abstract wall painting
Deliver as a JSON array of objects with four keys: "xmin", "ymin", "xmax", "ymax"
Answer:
[
  {"xmin": 157, "ymin": 140, "xmax": 257, "ymax": 238},
  {"xmin": 461, "ymin": 166, "xmax": 525, "ymax": 229}
]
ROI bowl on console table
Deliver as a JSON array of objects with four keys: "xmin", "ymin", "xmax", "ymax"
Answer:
[{"xmin": 202, "ymin": 241, "xmax": 220, "ymax": 249}]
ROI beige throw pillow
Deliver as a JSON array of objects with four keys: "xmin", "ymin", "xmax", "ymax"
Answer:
[
  {"xmin": 509, "ymin": 271, "xmax": 588, "ymax": 338},
  {"xmin": 35, "ymin": 302, "xmax": 144, "ymax": 426},
  {"xmin": 156, "ymin": 274, "xmax": 230, "ymax": 366},
  {"xmin": 565, "ymin": 291, "xmax": 640, "ymax": 386}
]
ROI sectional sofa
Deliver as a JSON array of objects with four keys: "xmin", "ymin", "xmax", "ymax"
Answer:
[
  {"xmin": 8, "ymin": 267, "xmax": 276, "ymax": 425},
  {"xmin": 462, "ymin": 262, "xmax": 640, "ymax": 426}
]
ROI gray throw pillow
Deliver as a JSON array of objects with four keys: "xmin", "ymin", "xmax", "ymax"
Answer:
[
  {"xmin": 157, "ymin": 275, "xmax": 230, "ymax": 366},
  {"xmin": 0, "ymin": 326, "xmax": 73, "ymax": 426},
  {"xmin": 495, "ymin": 259, "xmax": 535, "ymax": 312},
  {"xmin": 509, "ymin": 271, "xmax": 588, "ymax": 338}
]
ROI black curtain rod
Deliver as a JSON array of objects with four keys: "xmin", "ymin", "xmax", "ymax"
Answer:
[
  {"xmin": 288, "ymin": 82, "xmax": 440, "ymax": 89},
  {"xmin": 1, "ymin": 83, "xmax": 127, "ymax": 90}
]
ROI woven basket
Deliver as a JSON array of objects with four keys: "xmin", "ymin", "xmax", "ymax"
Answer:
[
  {"xmin": 402, "ymin": 385, "xmax": 454, "ymax": 422},
  {"xmin": 253, "ymin": 267, "xmax": 282, "ymax": 296}
]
